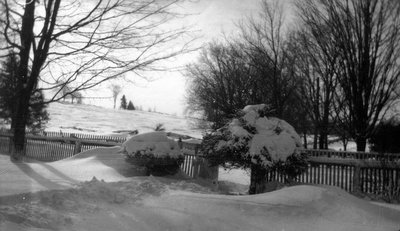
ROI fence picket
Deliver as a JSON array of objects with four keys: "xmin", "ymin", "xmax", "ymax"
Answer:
[{"xmin": 0, "ymin": 131, "xmax": 399, "ymax": 197}]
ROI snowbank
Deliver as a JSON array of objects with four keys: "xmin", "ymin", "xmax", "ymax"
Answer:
[
  {"xmin": 1, "ymin": 177, "xmax": 399, "ymax": 231},
  {"xmin": 121, "ymin": 132, "xmax": 182, "ymax": 158},
  {"xmin": 0, "ymin": 146, "xmax": 400, "ymax": 231},
  {"xmin": 0, "ymin": 147, "xmax": 143, "ymax": 197}
]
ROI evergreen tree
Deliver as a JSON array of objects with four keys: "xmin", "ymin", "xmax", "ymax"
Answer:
[
  {"xmin": 120, "ymin": 95, "xmax": 127, "ymax": 109},
  {"xmin": 202, "ymin": 105, "xmax": 307, "ymax": 194},
  {"xmin": 127, "ymin": 101, "xmax": 135, "ymax": 110},
  {"xmin": 0, "ymin": 52, "xmax": 49, "ymax": 132}
]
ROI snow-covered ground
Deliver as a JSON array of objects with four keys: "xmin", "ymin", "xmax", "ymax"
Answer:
[
  {"xmin": 45, "ymin": 102, "xmax": 204, "ymax": 138},
  {"xmin": 1, "ymin": 148, "xmax": 399, "ymax": 231},
  {"xmin": 1, "ymin": 102, "xmax": 399, "ymax": 230},
  {"xmin": 45, "ymin": 102, "xmax": 368, "ymax": 151}
]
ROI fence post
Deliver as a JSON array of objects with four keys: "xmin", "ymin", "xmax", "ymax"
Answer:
[
  {"xmin": 195, "ymin": 144, "xmax": 219, "ymax": 189},
  {"xmin": 23, "ymin": 137, "xmax": 27, "ymax": 156},
  {"xmin": 74, "ymin": 141, "xmax": 82, "ymax": 154},
  {"xmin": 353, "ymin": 163, "xmax": 362, "ymax": 195},
  {"xmin": 8, "ymin": 136, "xmax": 12, "ymax": 154},
  {"xmin": 178, "ymin": 138, "xmax": 183, "ymax": 149},
  {"xmin": 192, "ymin": 145, "xmax": 200, "ymax": 178}
]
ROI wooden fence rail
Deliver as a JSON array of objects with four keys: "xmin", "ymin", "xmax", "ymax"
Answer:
[
  {"xmin": 267, "ymin": 156, "xmax": 400, "ymax": 197},
  {"xmin": 301, "ymin": 148, "xmax": 400, "ymax": 161},
  {"xmin": 0, "ymin": 132, "xmax": 120, "ymax": 161},
  {"xmin": 0, "ymin": 132, "xmax": 218, "ymax": 184},
  {"xmin": 1, "ymin": 131, "xmax": 399, "ymax": 197}
]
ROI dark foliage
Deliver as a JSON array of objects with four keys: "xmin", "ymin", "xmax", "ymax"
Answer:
[
  {"xmin": 201, "ymin": 131, "xmax": 251, "ymax": 169},
  {"xmin": 154, "ymin": 123, "xmax": 166, "ymax": 132},
  {"xmin": 127, "ymin": 101, "xmax": 135, "ymax": 110},
  {"xmin": 120, "ymin": 95, "xmax": 127, "ymax": 109},
  {"xmin": 125, "ymin": 153, "xmax": 184, "ymax": 176},
  {"xmin": 201, "ymin": 106, "xmax": 308, "ymax": 193},
  {"xmin": 0, "ymin": 52, "xmax": 49, "ymax": 132},
  {"xmin": 370, "ymin": 120, "xmax": 400, "ymax": 154},
  {"xmin": 186, "ymin": 40, "xmax": 306, "ymax": 131},
  {"xmin": 268, "ymin": 151, "xmax": 309, "ymax": 182}
]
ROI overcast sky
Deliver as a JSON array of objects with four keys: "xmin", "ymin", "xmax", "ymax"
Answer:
[{"xmin": 90, "ymin": 0, "xmax": 265, "ymax": 116}]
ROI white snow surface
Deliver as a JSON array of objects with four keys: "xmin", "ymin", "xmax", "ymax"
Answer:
[
  {"xmin": 225, "ymin": 105, "xmax": 302, "ymax": 165},
  {"xmin": 1, "ymin": 103, "xmax": 400, "ymax": 230},
  {"xmin": 242, "ymin": 104, "xmax": 267, "ymax": 114},
  {"xmin": 0, "ymin": 149, "xmax": 400, "ymax": 231},
  {"xmin": 43, "ymin": 102, "xmax": 203, "ymax": 138},
  {"xmin": 121, "ymin": 132, "xmax": 182, "ymax": 158}
]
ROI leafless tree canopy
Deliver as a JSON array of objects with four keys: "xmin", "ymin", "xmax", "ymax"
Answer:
[
  {"xmin": 186, "ymin": 42, "xmax": 255, "ymax": 127},
  {"xmin": 0, "ymin": 0, "xmax": 196, "ymax": 158},
  {"xmin": 186, "ymin": 0, "xmax": 306, "ymax": 130},
  {"xmin": 238, "ymin": 0, "xmax": 300, "ymax": 118},
  {"xmin": 0, "ymin": 0, "xmax": 195, "ymax": 102},
  {"xmin": 289, "ymin": 23, "xmax": 340, "ymax": 149},
  {"xmin": 296, "ymin": 0, "xmax": 400, "ymax": 151},
  {"xmin": 110, "ymin": 83, "xmax": 122, "ymax": 109}
]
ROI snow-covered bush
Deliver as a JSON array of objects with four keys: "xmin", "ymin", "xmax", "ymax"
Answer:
[
  {"xmin": 120, "ymin": 132, "xmax": 184, "ymax": 176},
  {"xmin": 202, "ymin": 104, "xmax": 308, "ymax": 194}
]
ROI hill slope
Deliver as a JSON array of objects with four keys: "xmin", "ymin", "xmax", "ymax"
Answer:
[{"xmin": 45, "ymin": 102, "xmax": 203, "ymax": 138}]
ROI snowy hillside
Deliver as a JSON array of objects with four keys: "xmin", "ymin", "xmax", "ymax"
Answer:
[
  {"xmin": 44, "ymin": 102, "xmax": 363, "ymax": 151},
  {"xmin": 45, "ymin": 102, "xmax": 204, "ymax": 138}
]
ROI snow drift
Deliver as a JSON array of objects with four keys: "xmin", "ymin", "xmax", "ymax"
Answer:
[
  {"xmin": 1, "ymin": 176, "xmax": 399, "ymax": 231},
  {"xmin": 120, "ymin": 131, "xmax": 182, "ymax": 158},
  {"xmin": 0, "ymin": 146, "xmax": 400, "ymax": 231}
]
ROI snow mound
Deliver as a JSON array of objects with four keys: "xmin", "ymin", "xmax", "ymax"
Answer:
[
  {"xmin": 121, "ymin": 131, "xmax": 182, "ymax": 158},
  {"xmin": 158, "ymin": 185, "xmax": 400, "ymax": 231},
  {"xmin": 0, "ymin": 147, "xmax": 149, "ymax": 197},
  {"xmin": 2, "ymin": 182, "xmax": 399, "ymax": 231}
]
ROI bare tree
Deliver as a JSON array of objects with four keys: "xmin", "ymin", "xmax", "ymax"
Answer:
[
  {"xmin": 0, "ymin": 0, "xmax": 195, "ymax": 160},
  {"xmin": 110, "ymin": 84, "xmax": 122, "ymax": 109},
  {"xmin": 186, "ymin": 41, "xmax": 254, "ymax": 128},
  {"xmin": 238, "ymin": 0, "xmax": 306, "ymax": 193},
  {"xmin": 238, "ymin": 0, "xmax": 300, "ymax": 118},
  {"xmin": 290, "ymin": 26, "xmax": 340, "ymax": 149},
  {"xmin": 186, "ymin": 0, "xmax": 307, "ymax": 194},
  {"xmin": 297, "ymin": 0, "xmax": 400, "ymax": 151}
]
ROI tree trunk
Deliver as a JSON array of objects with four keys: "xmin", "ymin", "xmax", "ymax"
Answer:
[
  {"xmin": 249, "ymin": 164, "xmax": 268, "ymax": 195},
  {"xmin": 9, "ymin": 0, "xmax": 36, "ymax": 161},
  {"xmin": 356, "ymin": 136, "xmax": 367, "ymax": 152},
  {"xmin": 313, "ymin": 132, "xmax": 318, "ymax": 149},
  {"xmin": 10, "ymin": 90, "xmax": 30, "ymax": 161},
  {"xmin": 319, "ymin": 131, "xmax": 328, "ymax": 149},
  {"xmin": 318, "ymin": 133, "xmax": 324, "ymax": 149},
  {"xmin": 303, "ymin": 133, "xmax": 308, "ymax": 149},
  {"xmin": 343, "ymin": 138, "xmax": 348, "ymax": 151}
]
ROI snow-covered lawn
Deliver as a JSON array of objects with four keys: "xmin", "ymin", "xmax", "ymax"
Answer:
[
  {"xmin": 1, "ymin": 103, "xmax": 399, "ymax": 230},
  {"xmin": 1, "ymin": 148, "xmax": 399, "ymax": 231},
  {"xmin": 44, "ymin": 102, "xmax": 203, "ymax": 138}
]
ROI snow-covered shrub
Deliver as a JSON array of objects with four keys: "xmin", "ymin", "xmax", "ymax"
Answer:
[
  {"xmin": 202, "ymin": 104, "xmax": 308, "ymax": 193},
  {"xmin": 120, "ymin": 132, "xmax": 184, "ymax": 176}
]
